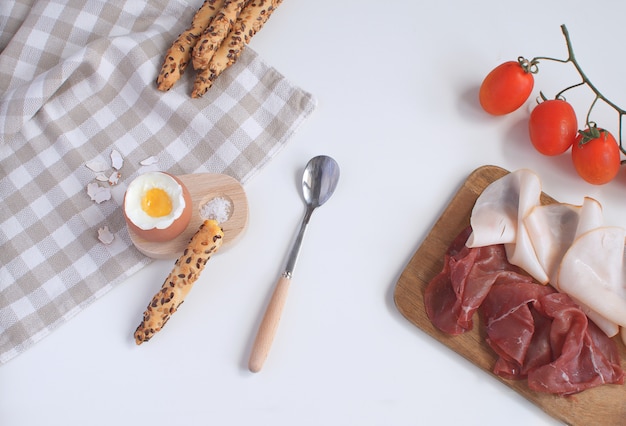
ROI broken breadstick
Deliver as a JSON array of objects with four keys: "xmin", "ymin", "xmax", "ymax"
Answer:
[
  {"xmin": 191, "ymin": 0, "xmax": 249, "ymax": 71},
  {"xmin": 156, "ymin": 0, "xmax": 226, "ymax": 91},
  {"xmin": 191, "ymin": 0, "xmax": 283, "ymax": 98},
  {"xmin": 134, "ymin": 219, "xmax": 224, "ymax": 344}
]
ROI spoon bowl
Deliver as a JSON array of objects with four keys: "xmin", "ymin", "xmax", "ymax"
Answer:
[{"xmin": 302, "ymin": 155, "xmax": 340, "ymax": 208}]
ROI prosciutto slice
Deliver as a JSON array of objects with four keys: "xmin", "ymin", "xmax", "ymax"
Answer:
[
  {"xmin": 425, "ymin": 227, "xmax": 534, "ymax": 335},
  {"xmin": 482, "ymin": 283, "xmax": 623, "ymax": 395},
  {"xmin": 425, "ymin": 227, "xmax": 624, "ymax": 395},
  {"xmin": 480, "ymin": 281, "xmax": 554, "ymax": 379}
]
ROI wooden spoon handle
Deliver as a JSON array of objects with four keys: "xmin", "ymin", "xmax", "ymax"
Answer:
[{"xmin": 248, "ymin": 275, "xmax": 291, "ymax": 372}]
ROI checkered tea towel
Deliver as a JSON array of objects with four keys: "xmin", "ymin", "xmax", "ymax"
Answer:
[{"xmin": 0, "ymin": 0, "xmax": 316, "ymax": 364}]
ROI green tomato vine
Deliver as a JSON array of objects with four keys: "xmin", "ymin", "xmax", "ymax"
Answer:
[{"xmin": 527, "ymin": 24, "xmax": 626, "ymax": 157}]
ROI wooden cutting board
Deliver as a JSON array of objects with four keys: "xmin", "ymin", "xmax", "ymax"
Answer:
[{"xmin": 394, "ymin": 165, "xmax": 626, "ymax": 426}]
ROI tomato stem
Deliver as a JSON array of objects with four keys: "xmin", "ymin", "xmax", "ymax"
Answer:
[
  {"xmin": 531, "ymin": 24, "xmax": 626, "ymax": 156},
  {"xmin": 554, "ymin": 81, "xmax": 584, "ymax": 100}
]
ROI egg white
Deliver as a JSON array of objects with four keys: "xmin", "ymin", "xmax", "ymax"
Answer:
[{"xmin": 124, "ymin": 172, "xmax": 186, "ymax": 230}]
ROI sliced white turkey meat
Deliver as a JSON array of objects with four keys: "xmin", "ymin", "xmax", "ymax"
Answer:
[
  {"xmin": 575, "ymin": 196, "xmax": 604, "ymax": 236},
  {"xmin": 467, "ymin": 169, "xmax": 540, "ymax": 247},
  {"xmin": 467, "ymin": 169, "xmax": 548, "ymax": 283},
  {"xmin": 558, "ymin": 226, "xmax": 626, "ymax": 338},
  {"xmin": 524, "ymin": 197, "xmax": 603, "ymax": 289},
  {"xmin": 523, "ymin": 202, "xmax": 580, "ymax": 286}
]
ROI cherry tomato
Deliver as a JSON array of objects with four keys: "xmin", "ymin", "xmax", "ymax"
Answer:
[
  {"xmin": 528, "ymin": 99, "xmax": 578, "ymax": 156},
  {"xmin": 571, "ymin": 127, "xmax": 621, "ymax": 185},
  {"xmin": 479, "ymin": 59, "xmax": 535, "ymax": 115}
]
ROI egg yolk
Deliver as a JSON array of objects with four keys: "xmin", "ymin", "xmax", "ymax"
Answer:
[{"xmin": 141, "ymin": 188, "xmax": 173, "ymax": 217}]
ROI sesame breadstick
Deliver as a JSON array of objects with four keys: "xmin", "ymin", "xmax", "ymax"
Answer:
[
  {"xmin": 134, "ymin": 220, "xmax": 224, "ymax": 344},
  {"xmin": 191, "ymin": 0, "xmax": 249, "ymax": 71},
  {"xmin": 191, "ymin": 0, "xmax": 283, "ymax": 98},
  {"xmin": 156, "ymin": 0, "xmax": 226, "ymax": 92}
]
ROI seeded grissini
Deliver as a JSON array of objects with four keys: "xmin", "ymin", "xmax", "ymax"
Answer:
[
  {"xmin": 134, "ymin": 219, "xmax": 224, "ymax": 344},
  {"xmin": 191, "ymin": 0, "xmax": 283, "ymax": 98},
  {"xmin": 191, "ymin": 0, "xmax": 249, "ymax": 71},
  {"xmin": 156, "ymin": 0, "xmax": 226, "ymax": 91}
]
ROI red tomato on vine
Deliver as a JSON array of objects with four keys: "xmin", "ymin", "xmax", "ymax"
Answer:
[
  {"xmin": 479, "ymin": 57, "xmax": 535, "ymax": 115},
  {"xmin": 571, "ymin": 126, "xmax": 621, "ymax": 185},
  {"xmin": 528, "ymin": 98, "xmax": 578, "ymax": 156}
]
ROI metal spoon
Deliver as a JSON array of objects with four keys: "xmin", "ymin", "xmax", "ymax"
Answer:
[{"xmin": 248, "ymin": 155, "xmax": 340, "ymax": 373}]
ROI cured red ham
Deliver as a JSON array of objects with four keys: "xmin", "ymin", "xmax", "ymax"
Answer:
[
  {"xmin": 483, "ymin": 283, "xmax": 623, "ymax": 395},
  {"xmin": 425, "ymin": 226, "xmax": 534, "ymax": 335},
  {"xmin": 425, "ymin": 227, "xmax": 624, "ymax": 395},
  {"xmin": 480, "ymin": 281, "xmax": 554, "ymax": 379}
]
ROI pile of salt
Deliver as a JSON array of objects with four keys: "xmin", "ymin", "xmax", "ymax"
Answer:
[{"xmin": 200, "ymin": 196, "xmax": 232, "ymax": 223}]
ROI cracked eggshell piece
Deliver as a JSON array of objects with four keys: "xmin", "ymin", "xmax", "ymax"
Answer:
[
  {"xmin": 97, "ymin": 226, "xmax": 115, "ymax": 244},
  {"xmin": 110, "ymin": 150, "xmax": 124, "ymax": 170},
  {"xmin": 86, "ymin": 159, "xmax": 108, "ymax": 173},
  {"xmin": 87, "ymin": 182, "xmax": 112, "ymax": 203},
  {"xmin": 140, "ymin": 156, "xmax": 158, "ymax": 166},
  {"xmin": 123, "ymin": 172, "xmax": 192, "ymax": 242},
  {"xmin": 108, "ymin": 172, "xmax": 121, "ymax": 185}
]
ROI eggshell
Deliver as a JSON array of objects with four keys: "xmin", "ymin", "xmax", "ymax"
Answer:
[{"xmin": 123, "ymin": 173, "xmax": 192, "ymax": 242}]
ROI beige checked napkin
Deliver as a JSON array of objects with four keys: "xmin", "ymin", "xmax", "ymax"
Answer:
[{"xmin": 0, "ymin": 0, "xmax": 316, "ymax": 363}]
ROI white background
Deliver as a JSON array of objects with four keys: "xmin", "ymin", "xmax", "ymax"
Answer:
[{"xmin": 3, "ymin": 0, "xmax": 626, "ymax": 425}]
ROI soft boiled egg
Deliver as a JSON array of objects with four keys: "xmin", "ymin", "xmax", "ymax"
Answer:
[{"xmin": 123, "ymin": 172, "xmax": 192, "ymax": 242}]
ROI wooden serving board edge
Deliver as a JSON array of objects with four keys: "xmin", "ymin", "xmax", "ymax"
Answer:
[{"xmin": 393, "ymin": 164, "xmax": 626, "ymax": 426}]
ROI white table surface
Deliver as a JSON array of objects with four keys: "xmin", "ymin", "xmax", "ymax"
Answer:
[{"xmin": 3, "ymin": 1, "xmax": 626, "ymax": 425}]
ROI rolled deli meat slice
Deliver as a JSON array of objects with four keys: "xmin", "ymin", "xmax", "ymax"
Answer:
[
  {"xmin": 467, "ymin": 169, "xmax": 541, "ymax": 247},
  {"xmin": 558, "ymin": 227, "xmax": 626, "ymax": 331},
  {"xmin": 467, "ymin": 169, "xmax": 548, "ymax": 283}
]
